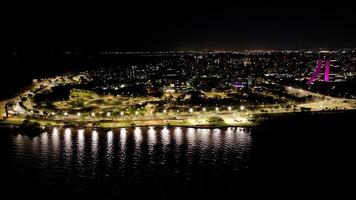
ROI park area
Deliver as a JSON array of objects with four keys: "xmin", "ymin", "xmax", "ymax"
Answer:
[{"xmin": 2, "ymin": 76, "xmax": 356, "ymax": 128}]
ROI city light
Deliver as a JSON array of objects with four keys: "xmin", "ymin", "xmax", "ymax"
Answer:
[
  {"xmin": 3, "ymin": 52, "xmax": 354, "ymax": 134},
  {"xmin": 165, "ymin": 89, "xmax": 175, "ymax": 93},
  {"xmin": 3, "ymin": 48, "xmax": 356, "ymax": 200}
]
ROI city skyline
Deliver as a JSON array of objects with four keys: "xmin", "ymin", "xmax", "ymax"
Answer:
[{"xmin": 2, "ymin": 2, "xmax": 356, "ymax": 199}]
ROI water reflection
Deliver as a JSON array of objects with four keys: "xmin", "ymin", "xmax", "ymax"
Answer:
[
  {"xmin": 40, "ymin": 132, "xmax": 49, "ymax": 157},
  {"xmin": 187, "ymin": 128, "xmax": 196, "ymax": 150},
  {"xmin": 119, "ymin": 128, "xmax": 127, "ymax": 157},
  {"xmin": 13, "ymin": 127, "xmax": 252, "ymax": 176},
  {"xmin": 91, "ymin": 130, "xmax": 99, "ymax": 161},
  {"xmin": 199, "ymin": 128, "xmax": 211, "ymax": 149},
  {"xmin": 235, "ymin": 127, "xmax": 252, "ymax": 154},
  {"xmin": 148, "ymin": 127, "xmax": 156, "ymax": 148},
  {"xmin": 212, "ymin": 128, "xmax": 221, "ymax": 148},
  {"xmin": 174, "ymin": 127, "xmax": 183, "ymax": 146},
  {"xmin": 32, "ymin": 135, "xmax": 39, "ymax": 152},
  {"xmin": 161, "ymin": 127, "xmax": 170, "ymax": 146},
  {"xmin": 52, "ymin": 128, "xmax": 60, "ymax": 156},
  {"xmin": 14, "ymin": 134, "xmax": 25, "ymax": 155},
  {"xmin": 134, "ymin": 127, "xmax": 142, "ymax": 147},
  {"xmin": 77, "ymin": 129, "xmax": 85, "ymax": 161},
  {"xmin": 64, "ymin": 128, "xmax": 72, "ymax": 157},
  {"xmin": 106, "ymin": 131, "xmax": 114, "ymax": 165}
]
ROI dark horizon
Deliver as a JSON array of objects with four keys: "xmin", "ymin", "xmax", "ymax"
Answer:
[{"xmin": 2, "ymin": 1, "xmax": 356, "ymax": 51}]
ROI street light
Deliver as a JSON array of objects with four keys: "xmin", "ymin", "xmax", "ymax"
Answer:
[
  {"xmin": 215, "ymin": 107, "xmax": 219, "ymax": 112},
  {"xmin": 91, "ymin": 112, "xmax": 96, "ymax": 117},
  {"xmin": 240, "ymin": 106, "xmax": 245, "ymax": 111},
  {"xmin": 64, "ymin": 112, "xmax": 68, "ymax": 116},
  {"xmin": 106, "ymin": 112, "xmax": 111, "ymax": 117},
  {"xmin": 228, "ymin": 106, "xmax": 232, "ymax": 111},
  {"xmin": 202, "ymin": 107, "xmax": 206, "ymax": 112},
  {"xmin": 120, "ymin": 111, "xmax": 124, "ymax": 116},
  {"xmin": 163, "ymin": 109, "xmax": 167, "ymax": 114},
  {"xmin": 77, "ymin": 112, "xmax": 81, "ymax": 116},
  {"xmin": 189, "ymin": 108, "xmax": 193, "ymax": 113}
]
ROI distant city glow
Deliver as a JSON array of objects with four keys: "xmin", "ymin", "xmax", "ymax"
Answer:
[{"xmin": 4, "ymin": 52, "xmax": 354, "ymax": 130}]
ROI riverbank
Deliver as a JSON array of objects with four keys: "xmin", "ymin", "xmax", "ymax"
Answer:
[
  {"xmin": 0, "ymin": 117, "xmax": 254, "ymax": 129},
  {"xmin": 2, "ymin": 109, "xmax": 356, "ymax": 130}
]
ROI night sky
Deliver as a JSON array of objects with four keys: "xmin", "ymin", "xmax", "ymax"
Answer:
[
  {"xmin": 2, "ymin": 1, "xmax": 356, "ymax": 51},
  {"xmin": 2, "ymin": 1, "xmax": 355, "ymax": 97}
]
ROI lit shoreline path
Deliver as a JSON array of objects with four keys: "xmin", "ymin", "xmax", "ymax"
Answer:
[
  {"xmin": 2, "ymin": 93, "xmax": 356, "ymax": 128},
  {"xmin": 1, "ymin": 74, "xmax": 356, "ymax": 128}
]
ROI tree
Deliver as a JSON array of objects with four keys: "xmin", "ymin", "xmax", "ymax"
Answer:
[{"xmin": 207, "ymin": 116, "xmax": 225, "ymax": 126}]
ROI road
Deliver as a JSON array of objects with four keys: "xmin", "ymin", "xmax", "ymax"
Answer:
[{"xmin": 2, "ymin": 78, "xmax": 356, "ymax": 127}]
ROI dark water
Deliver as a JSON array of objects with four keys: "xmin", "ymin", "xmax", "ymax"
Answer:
[
  {"xmin": 1, "ymin": 113, "xmax": 356, "ymax": 199},
  {"xmin": 2, "ymin": 127, "xmax": 252, "ymax": 199}
]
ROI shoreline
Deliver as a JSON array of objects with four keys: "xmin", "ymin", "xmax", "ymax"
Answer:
[
  {"xmin": 2, "ymin": 109, "xmax": 356, "ymax": 130},
  {"xmin": 0, "ymin": 120, "xmax": 255, "ymax": 129}
]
